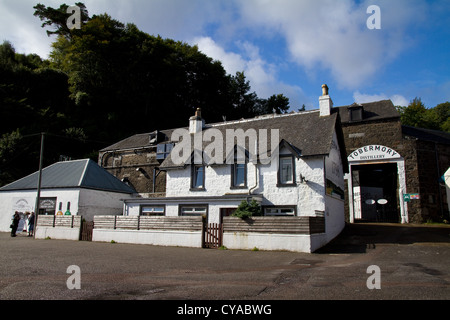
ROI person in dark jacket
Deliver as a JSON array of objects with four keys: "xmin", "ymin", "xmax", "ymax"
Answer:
[{"xmin": 10, "ymin": 212, "xmax": 20, "ymax": 237}]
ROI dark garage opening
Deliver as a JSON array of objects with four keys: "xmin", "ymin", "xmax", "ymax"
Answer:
[{"xmin": 352, "ymin": 163, "xmax": 400, "ymax": 223}]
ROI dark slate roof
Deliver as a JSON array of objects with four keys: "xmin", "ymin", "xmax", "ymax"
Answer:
[
  {"xmin": 337, "ymin": 100, "xmax": 400, "ymax": 123},
  {"xmin": 100, "ymin": 129, "xmax": 175, "ymax": 152},
  {"xmin": 0, "ymin": 159, "xmax": 136, "ymax": 193},
  {"xmin": 402, "ymin": 125, "xmax": 450, "ymax": 145},
  {"xmin": 159, "ymin": 109, "xmax": 348, "ymax": 170}
]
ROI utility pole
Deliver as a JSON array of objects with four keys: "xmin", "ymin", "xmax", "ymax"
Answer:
[{"xmin": 34, "ymin": 132, "xmax": 45, "ymax": 238}]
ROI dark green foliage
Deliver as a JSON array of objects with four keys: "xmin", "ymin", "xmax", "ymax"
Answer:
[
  {"xmin": 396, "ymin": 97, "xmax": 450, "ymax": 133},
  {"xmin": 232, "ymin": 200, "xmax": 262, "ymax": 219},
  {"xmin": 0, "ymin": 2, "xmax": 299, "ymax": 187}
]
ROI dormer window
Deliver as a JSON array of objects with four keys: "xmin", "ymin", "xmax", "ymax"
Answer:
[
  {"xmin": 191, "ymin": 164, "xmax": 205, "ymax": 190},
  {"xmin": 276, "ymin": 140, "xmax": 299, "ymax": 187},
  {"xmin": 231, "ymin": 163, "xmax": 247, "ymax": 188},
  {"xmin": 348, "ymin": 104, "xmax": 364, "ymax": 121},
  {"xmin": 280, "ymin": 156, "xmax": 294, "ymax": 183},
  {"xmin": 229, "ymin": 145, "xmax": 248, "ymax": 189},
  {"xmin": 277, "ymin": 155, "xmax": 296, "ymax": 186},
  {"xmin": 149, "ymin": 131, "xmax": 158, "ymax": 144}
]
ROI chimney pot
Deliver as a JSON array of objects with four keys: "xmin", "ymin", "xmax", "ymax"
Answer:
[{"xmin": 322, "ymin": 84, "xmax": 329, "ymax": 96}]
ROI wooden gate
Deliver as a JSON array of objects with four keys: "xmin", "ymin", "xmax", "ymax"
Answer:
[
  {"xmin": 203, "ymin": 223, "xmax": 223, "ymax": 248},
  {"xmin": 80, "ymin": 221, "xmax": 93, "ymax": 241}
]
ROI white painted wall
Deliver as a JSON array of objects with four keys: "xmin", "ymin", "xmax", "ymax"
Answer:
[
  {"xmin": 92, "ymin": 229, "xmax": 202, "ymax": 248},
  {"xmin": 165, "ymin": 153, "xmax": 327, "ymax": 218},
  {"xmin": 0, "ymin": 189, "xmax": 79, "ymax": 232},
  {"xmin": 166, "ymin": 163, "xmax": 256, "ymax": 197},
  {"xmin": 223, "ymin": 232, "xmax": 314, "ymax": 253},
  {"xmin": 35, "ymin": 226, "xmax": 81, "ymax": 240},
  {"xmin": 323, "ymin": 131, "xmax": 346, "ymax": 243},
  {"xmin": 0, "ymin": 188, "xmax": 133, "ymax": 232}
]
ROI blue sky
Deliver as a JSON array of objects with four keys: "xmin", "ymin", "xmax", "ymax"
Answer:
[{"xmin": 1, "ymin": 0, "xmax": 449, "ymax": 112}]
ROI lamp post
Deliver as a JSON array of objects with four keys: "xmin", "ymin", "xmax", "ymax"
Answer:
[{"xmin": 33, "ymin": 132, "xmax": 45, "ymax": 238}]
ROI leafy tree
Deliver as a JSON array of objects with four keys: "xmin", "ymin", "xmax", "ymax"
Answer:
[
  {"xmin": 397, "ymin": 98, "xmax": 450, "ymax": 133},
  {"xmin": 33, "ymin": 2, "xmax": 89, "ymax": 39},
  {"xmin": 397, "ymin": 97, "xmax": 429, "ymax": 128},
  {"xmin": 1, "ymin": 2, "xmax": 295, "ymax": 187},
  {"xmin": 227, "ymin": 71, "xmax": 260, "ymax": 119},
  {"xmin": 429, "ymin": 102, "xmax": 450, "ymax": 132},
  {"xmin": 257, "ymin": 93, "xmax": 290, "ymax": 115}
]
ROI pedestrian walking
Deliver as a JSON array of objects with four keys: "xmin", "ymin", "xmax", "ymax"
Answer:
[
  {"xmin": 10, "ymin": 212, "xmax": 20, "ymax": 237},
  {"xmin": 28, "ymin": 212, "xmax": 35, "ymax": 237}
]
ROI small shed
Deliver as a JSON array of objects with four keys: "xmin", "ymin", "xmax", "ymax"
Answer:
[{"xmin": 0, "ymin": 159, "xmax": 136, "ymax": 232}]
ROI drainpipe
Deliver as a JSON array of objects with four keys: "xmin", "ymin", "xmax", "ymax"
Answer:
[
  {"xmin": 249, "ymin": 164, "xmax": 258, "ymax": 195},
  {"xmin": 152, "ymin": 168, "xmax": 162, "ymax": 193}
]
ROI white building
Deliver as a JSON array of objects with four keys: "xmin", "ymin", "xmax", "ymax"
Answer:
[
  {"xmin": 0, "ymin": 159, "xmax": 136, "ymax": 232},
  {"xmin": 122, "ymin": 86, "xmax": 348, "ymax": 251}
]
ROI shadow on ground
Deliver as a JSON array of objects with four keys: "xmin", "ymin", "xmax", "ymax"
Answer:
[{"xmin": 315, "ymin": 222, "xmax": 450, "ymax": 254}]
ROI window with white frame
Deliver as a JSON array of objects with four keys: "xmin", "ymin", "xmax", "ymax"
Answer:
[
  {"xmin": 191, "ymin": 165, "xmax": 205, "ymax": 190},
  {"xmin": 278, "ymin": 155, "xmax": 295, "ymax": 185},
  {"xmin": 264, "ymin": 207, "xmax": 296, "ymax": 216},
  {"xmin": 140, "ymin": 206, "xmax": 165, "ymax": 216},
  {"xmin": 180, "ymin": 206, "xmax": 207, "ymax": 216},
  {"xmin": 232, "ymin": 163, "xmax": 247, "ymax": 188}
]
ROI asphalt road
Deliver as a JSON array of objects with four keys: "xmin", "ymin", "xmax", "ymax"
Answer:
[{"xmin": 0, "ymin": 223, "xmax": 449, "ymax": 302}]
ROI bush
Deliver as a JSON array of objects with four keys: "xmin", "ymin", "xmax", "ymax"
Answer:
[{"xmin": 232, "ymin": 200, "xmax": 262, "ymax": 219}]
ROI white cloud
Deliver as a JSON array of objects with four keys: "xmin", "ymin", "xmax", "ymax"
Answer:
[
  {"xmin": 235, "ymin": 0, "xmax": 425, "ymax": 89},
  {"xmin": 193, "ymin": 36, "xmax": 307, "ymax": 109},
  {"xmin": 353, "ymin": 91, "xmax": 408, "ymax": 106},
  {"xmin": 0, "ymin": 0, "xmax": 56, "ymax": 58}
]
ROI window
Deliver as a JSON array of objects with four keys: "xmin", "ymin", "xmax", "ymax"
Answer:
[
  {"xmin": 264, "ymin": 207, "xmax": 296, "ymax": 216},
  {"xmin": 231, "ymin": 163, "xmax": 247, "ymax": 188},
  {"xmin": 278, "ymin": 155, "xmax": 295, "ymax": 186},
  {"xmin": 191, "ymin": 165, "xmax": 205, "ymax": 190},
  {"xmin": 348, "ymin": 105, "xmax": 363, "ymax": 121},
  {"xmin": 180, "ymin": 206, "xmax": 207, "ymax": 216},
  {"xmin": 140, "ymin": 206, "xmax": 165, "ymax": 216},
  {"xmin": 156, "ymin": 143, "xmax": 173, "ymax": 161}
]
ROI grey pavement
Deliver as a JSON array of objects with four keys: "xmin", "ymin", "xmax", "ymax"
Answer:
[{"xmin": 0, "ymin": 223, "xmax": 449, "ymax": 301}]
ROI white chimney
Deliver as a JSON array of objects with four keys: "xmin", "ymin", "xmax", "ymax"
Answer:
[
  {"xmin": 189, "ymin": 108, "xmax": 205, "ymax": 134},
  {"xmin": 319, "ymin": 84, "xmax": 333, "ymax": 116}
]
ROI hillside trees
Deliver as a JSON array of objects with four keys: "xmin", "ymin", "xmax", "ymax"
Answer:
[
  {"xmin": 397, "ymin": 98, "xmax": 450, "ymax": 133},
  {"xmin": 1, "ymin": 2, "xmax": 292, "ymax": 186}
]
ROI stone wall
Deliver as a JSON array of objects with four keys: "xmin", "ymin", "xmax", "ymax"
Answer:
[
  {"xmin": 99, "ymin": 149, "xmax": 166, "ymax": 195},
  {"xmin": 413, "ymin": 140, "xmax": 450, "ymax": 222}
]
